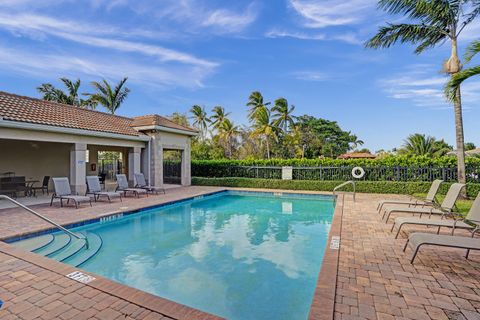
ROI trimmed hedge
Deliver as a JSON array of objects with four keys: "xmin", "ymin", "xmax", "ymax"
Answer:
[
  {"xmin": 192, "ymin": 177, "xmax": 480, "ymax": 197},
  {"xmin": 192, "ymin": 155, "xmax": 480, "ymax": 167}
]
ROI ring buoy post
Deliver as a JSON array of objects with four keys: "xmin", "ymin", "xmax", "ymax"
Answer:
[{"xmin": 352, "ymin": 167, "xmax": 365, "ymax": 179}]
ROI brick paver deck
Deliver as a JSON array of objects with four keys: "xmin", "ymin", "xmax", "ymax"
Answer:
[
  {"xmin": 335, "ymin": 193, "xmax": 480, "ymax": 320},
  {"xmin": 1, "ymin": 188, "xmax": 479, "ymax": 319}
]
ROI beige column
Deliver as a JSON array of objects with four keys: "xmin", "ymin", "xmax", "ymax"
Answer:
[
  {"xmin": 128, "ymin": 147, "xmax": 141, "ymax": 186},
  {"xmin": 181, "ymin": 141, "xmax": 191, "ymax": 186},
  {"xmin": 70, "ymin": 143, "xmax": 87, "ymax": 194}
]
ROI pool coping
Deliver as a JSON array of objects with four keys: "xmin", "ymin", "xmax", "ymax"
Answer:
[{"xmin": 1, "ymin": 187, "xmax": 341, "ymax": 320}]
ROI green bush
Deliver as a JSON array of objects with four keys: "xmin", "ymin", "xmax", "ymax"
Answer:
[{"xmin": 192, "ymin": 177, "xmax": 480, "ymax": 197}]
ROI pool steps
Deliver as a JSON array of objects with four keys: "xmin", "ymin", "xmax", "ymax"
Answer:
[{"xmin": 12, "ymin": 232, "xmax": 103, "ymax": 267}]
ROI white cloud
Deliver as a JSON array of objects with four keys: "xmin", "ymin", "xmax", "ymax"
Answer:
[
  {"xmin": 202, "ymin": 4, "xmax": 257, "ymax": 34},
  {"xmin": 0, "ymin": 45, "xmax": 212, "ymax": 88},
  {"xmin": 379, "ymin": 65, "xmax": 480, "ymax": 109},
  {"xmin": 288, "ymin": 0, "xmax": 374, "ymax": 28},
  {"xmin": 292, "ymin": 71, "xmax": 329, "ymax": 82},
  {"xmin": 265, "ymin": 28, "xmax": 362, "ymax": 44}
]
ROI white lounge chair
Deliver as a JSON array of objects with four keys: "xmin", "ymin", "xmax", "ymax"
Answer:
[
  {"xmin": 86, "ymin": 176, "xmax": 122, "ymax": 203},
  {"xmin": 377, "ymin": 179, "xmax": 442, "ymax": 212},
  {"xmin": 382, "ymin": 183, "xmax": 465, "ymax": 223},
  {"xmin": 115, "ymin": 174, "xmax": 147, "ymax": 198},
  {"xmin": 404, "ymin": 232, "xmax": 480, "ymax": 264},
  {"xmin": 392, "ymin": 191, "xmax": 480, "ymax": 238},
  {"xmin": 50, "ymin": 177, "xmax": 92, "ymax": 209},
  {"xmin": 134, "ymin": 173, "xmax": 165, "ymax": 195}
]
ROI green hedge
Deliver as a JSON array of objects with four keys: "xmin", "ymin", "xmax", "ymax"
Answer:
[
  {"xmin": 192, "ymin": 177, "xmax": 480, "ymax": 197},
  {"xmin": 192, "ymin": 155, "xmax": 480, "ymax": 167}
]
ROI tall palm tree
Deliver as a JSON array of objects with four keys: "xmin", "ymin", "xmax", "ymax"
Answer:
[
  {"xmin": 251, "ymin": 106, "xmax": 278, "ymax": 159},
  {"xmin": 190, "ymin": 105, "xmax": 210, "ymax": 139},
  {"xmin": 271, "ymin": 98, "xmax": 296, "ymax": 133},
  {"xmin": 218, "ymin": 118, "xmax": 240, "ymax": 158},
  {"xmin": 86, "ymin": 77, "xmax": 130, "ymax": 114},
  {"xmin": 349, "ymin": 134, "xmax": 365, "ymax": 150},
  {"xmin": 446, "ymin": 40, "xmax": 480, "ymax": 98},
  {"xmin": 246, "ymin": 91, "xmax": 270, "ymax": 122},
  {"xmin": 210, "ymin": 106, "xmax": 231, "ymax": 130},
  {"xmin": 366, "ymin": 0, "xmax": 480, "ymax": 185},
  {"xmin": 37, "ymin": 78, "xmax": 97, "ymax": 109}
]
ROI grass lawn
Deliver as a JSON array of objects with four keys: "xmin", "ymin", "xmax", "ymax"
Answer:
[{"xmin": 413, "ymin": 193, "xmax": 473, "ymax": 215}]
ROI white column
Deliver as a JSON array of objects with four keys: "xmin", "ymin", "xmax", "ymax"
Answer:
[
  {"xmin": 181, "ymin": 140, "xmax": 191, "ymax": 186},
  {"xmin": 128, "ymin": 147, "xmax": 141, "ymax": 186},
  {"xmin": 70, "ymin": 143, "xmax": 87, "ymax": 195}
]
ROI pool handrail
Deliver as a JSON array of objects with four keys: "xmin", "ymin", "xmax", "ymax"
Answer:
[
  {"xmin": 0, "ymin": 195, "xmax": 88, "ymax": 248},
  {"xmin": 333, "ymin": 180, "xmax": 356, "ymax": 202}
]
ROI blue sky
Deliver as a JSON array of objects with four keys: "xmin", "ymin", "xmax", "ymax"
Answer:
[{"xmin": 1, "ymin": 0, "xmax": 480, "ymax": 152}]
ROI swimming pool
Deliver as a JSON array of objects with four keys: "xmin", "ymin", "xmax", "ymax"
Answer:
[{"xmin": 19, "ymin": 191, "xmax": 335, "ymax": 319}]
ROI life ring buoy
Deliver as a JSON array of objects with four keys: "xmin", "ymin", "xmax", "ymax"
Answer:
[{"xmin": 352, "ymin": 167, "xmax": 365, "ymax": 179}]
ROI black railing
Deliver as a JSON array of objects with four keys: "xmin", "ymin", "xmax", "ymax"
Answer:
[{"xmin": 192, "ymin": 165, "xmax": 480, "ymax": 183}]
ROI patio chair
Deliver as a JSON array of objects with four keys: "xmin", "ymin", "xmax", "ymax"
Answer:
[
  {"xmin": 115, "ymin": 174, "xmax": 147, "ymax": 198},
  {"xmin": 50, "ymin": 177, "xmax": 92, "ymax": 209},
  {"xmin": 86, "ymin": 176, "xmax": 122, "ymax": 203},
  {"xmin": 32, "ymin": 176, "xmax": 50, "ymax": 196},
  {"xmin": 377, "ymin": 179, "xmax": 442, "ymax": 212},
  {"xmin": 404, "ymin": 232, "xmax": 480, "ymax": 264},
  {"xmin": 134, "ymin": 173, "xmax": 165, "ymax": 195},
  {"xmin": 382, "ymin": 183, "xmax": 465, "ymax": 223},
  {"xmin": 392, "ymin": 191, "xmax": 480, "ymax": 238}
]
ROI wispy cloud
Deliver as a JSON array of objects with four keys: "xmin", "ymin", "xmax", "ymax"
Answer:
[
  {"xmin": 0, "ymin": 44, "xmax": 212, "ymax": 88},
  {"xmin": 201, "ymin": 4, "xmax": 258, "ymax": 34},
  {"xmin": 379, "ymin": 65, "xmax": 480, "ymax": 109},
  {"xmin": 265, "ymin": 28, "xmax": 362, "ymax": 44},
  {"xmin": 292, "ymin": 71, "xmax": 329, "ymax": 82},
  {"xmin": 288, "ymin": 0, "xmax": 374, "ymax": 28}
]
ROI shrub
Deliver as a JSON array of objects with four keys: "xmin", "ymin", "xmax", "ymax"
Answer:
[{"xmin": 192, "ymin": 177, "xmax": 480, "ymax": 197}]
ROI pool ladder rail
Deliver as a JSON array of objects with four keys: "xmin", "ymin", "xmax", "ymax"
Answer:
[
  {"xmin": 1, "ymin": 195, "xmax": 102, "ymax": 267},
  {"xmin": 333, "ymin": 180, "xmax": 356, "ymax": 202}
]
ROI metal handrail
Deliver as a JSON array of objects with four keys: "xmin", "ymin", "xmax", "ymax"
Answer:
[
  {"xmin": 333, "ymin": 180, "xmax": 356, "ymax": 202},
  {"xmin": 0, "ymin": 195, "xmax": 88, "ymax": 248}
]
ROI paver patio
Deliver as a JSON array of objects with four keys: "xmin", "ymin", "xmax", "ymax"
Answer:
[{"xmin": 0, "ymin": 187, "xmax": 479, "ymax": 319}]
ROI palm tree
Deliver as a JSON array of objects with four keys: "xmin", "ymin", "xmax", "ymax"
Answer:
[
  {"xmin": 86, "ymin": 77, "xmax": 130, "ymax": 114},
  {"xmin": 251, "ymin": 106, "xmax": 278, "ymax": 159},
  {"xmin": 446, "ymin": 40, "xmax": 480, "ymax": 99},
  {"xmin": 366, "ymin": 0, "xmax": 480, "ymax": 185},
  {"xmin": 218, "ymin": 118, "xmax": 240, "ymax": 158},
  {"xmin": 246, "ymin": 91, "xmax": 270, "ymax": 122},
  {"xmin": 190, "ymin": 105, "xmax": 210, "ymax": 139},
  {"xmin": 400, "ymin": 133, "xmax": 452, "ymax": 157},
  {"xmin": 210, "ymin": 106, "xmax": 231, "ymax": 130},
  {"xmin": 349, "ymin": 134, "xmax": 365, "ymax": 150},
  {"xmin": 37, "ymin": 78, "xmax": 96, "ymax": 109},
  {"xmin": 271, "ymin": 98, "xmax": 296, "ymax": 132}
]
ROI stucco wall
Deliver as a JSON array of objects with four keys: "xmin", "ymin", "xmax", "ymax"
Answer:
[{"xmin": 0, "ymin": 139, "xmax": 70, "ymax": 191}]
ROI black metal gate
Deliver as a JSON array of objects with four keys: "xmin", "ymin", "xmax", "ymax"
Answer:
[{"xmin": 163, "ymin": 160, "xmax": 181, "ymax": 184}]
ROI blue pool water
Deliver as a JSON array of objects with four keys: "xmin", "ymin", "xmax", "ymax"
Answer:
[{"xmin": 70, "ymin": 191, "xmax": 334, "ymax": 319}]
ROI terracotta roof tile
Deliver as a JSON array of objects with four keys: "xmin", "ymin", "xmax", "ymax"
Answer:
[
  {"xmin": 0, "ymin": 91, "xmax": 195, "ymax": 136},
  {"xmin": 131, "ymin": 114, "xmax": 197, "ymax": 133},
  {"xmin": 337, "ymin": 152, "xmax": 376, "ymax": 159}
]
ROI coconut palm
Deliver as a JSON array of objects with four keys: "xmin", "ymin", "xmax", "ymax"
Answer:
[
  {"xmin": 251, "ymin": 106, "xmax": 278, "ymax": 159},
  {"xmin": 446, "ymin": 40, "xmax": 480, "ymax": 99},
  {"xmin": 246, "ymin": 91, "xmax": 270, "ymax": 121},
  {"xmin": 218, "ymin": 118, "xmax": 240, "ymax": 158},
  {"xmin": 210, "ymin": 106, "xmax": 231, "ymax": 130},
  {"xmin": 86, "ymin": 77, "xmax": 130, "ymax": 114},
  {"xmin": 271, "ymin": 98, "xmax": 296, "ymax": 132},
  {"xmin": 366, "ymin": 0, "xmax": 480, "ymax": 185},
  {"xmin": 349, "ymin": 134, "xmax": 365, "ymax": 150},
  {"xmin": 190, "ymin": 105, "xmax": 210, "ymax": 139},
  {"xmin": 37, "ymin": 78, "xmax": 97, "ymax": 109}
]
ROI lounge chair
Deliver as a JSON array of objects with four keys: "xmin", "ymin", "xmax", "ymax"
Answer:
[
  {"xmin": 377, "ymin": 179, "xmax": 442, "ymax": 212},
  {"xmin": 50, "ymin": 177, "xmax": 92, "ymax": 209},
  {"xmin": 115, "ymin": 174, "xmax": 147, "ymax": 198},
  {"xmin": 392, "ymin": 192, "xmax": 480, "ymax": 238},
  {"xmin": 134, "ymin": 173, "xmax": 165, "ymax": 195},
  {"xmin": 404, "ymin": 232, "xmax": 480, "ymax": 264},
  {"xmin": 382, "ymin": 183, "xmax": 465, "ymax": 223},
  {"xmin": 32, "ymin": 176, "xmax": 50, "ymax": 196},
  {"xmin": 86, "ymin": 176, "xmax": 122, "ymax": 203}
]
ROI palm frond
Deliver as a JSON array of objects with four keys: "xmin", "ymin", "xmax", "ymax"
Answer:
[
  {"xmin": 445, "ymin": 65, "xmax": 480, "ymax": 100},
  {"xmin": 465, "ymin": 40, "xmax": 480, "ymax": 63}
]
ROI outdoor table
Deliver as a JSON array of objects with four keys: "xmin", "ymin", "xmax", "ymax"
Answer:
[{"xmin": 25, "ymin": 180, "xmax": 39, "ymax": 197}]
